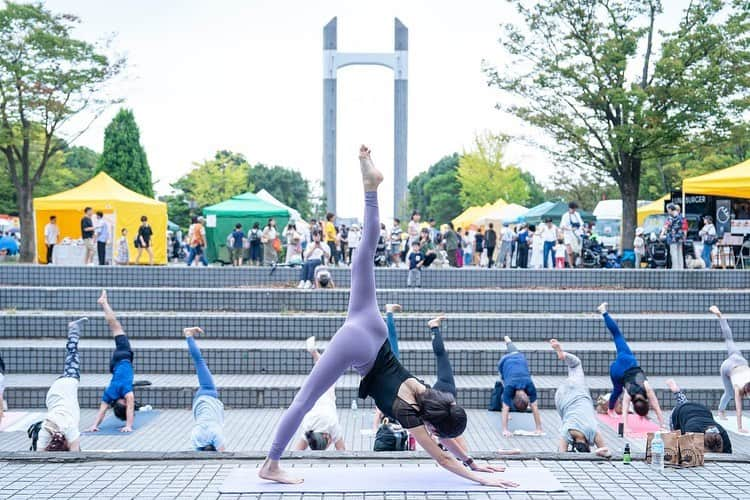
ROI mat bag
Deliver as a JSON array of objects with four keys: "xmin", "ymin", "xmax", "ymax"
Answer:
[
  {"xmin": 488, "ymin": 380, "xmax": 504, "ymax": 412},
  {"xmin": 373, "ymin": 418, "xmax": 408, "ymax": 452}
]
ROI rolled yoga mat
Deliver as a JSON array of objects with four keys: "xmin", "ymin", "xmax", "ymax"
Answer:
[{"xmin": 219, "ymin": 465, "xmax": 565, "ymax": 494}]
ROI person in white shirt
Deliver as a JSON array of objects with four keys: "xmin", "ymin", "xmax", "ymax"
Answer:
[
  {"xmin": 294, "ymin": 336, "xmax": 345, "ymax": 451},
  {"xmin": 34, "ymin": 318, "xmax": 88, "ymax": 452},
  {"xmin": 347, "ymin": 224, "xmax": 361, "ymax": 263},
  {"xmin": 699, "ymin": 215, "xmax": 717, "ymax": 268},
  {"xmin": 528, "ymin": 224, "xmax": 544, "ymax": 269},
  {"xmin": 496, "ymin": 224, "xmax": 515, "ymax": 269},
  {"xmin": 298, "ymin": 230, "xmax": 330, "ymax": 289},
  {"xmin": 559, "ymin": 202, "xmax": 584, "ymax": 268},
  {"xmin": 541, "ymin": 218, "xmax": 558, "ymax": 268},
  {"xmin": 633, "ymin": 227, "xmax": 646, "ymax": 268},
  {"xmin": 44, "ymin": 215, "xmax": 59, "ymax": 265}
]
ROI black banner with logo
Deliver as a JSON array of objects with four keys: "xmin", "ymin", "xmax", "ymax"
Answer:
[{"xmin": 716, "ymin": 199, "xmax": 731, "ymax": 237}]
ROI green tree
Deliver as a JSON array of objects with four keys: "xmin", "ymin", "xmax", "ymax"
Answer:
[
  {"xmin": 487, "ymin": 0, "xmax": 750, "ymax": 250},
  {"xmin": 248, "ymin": 163, "xmax": 312, "ymax": 219},
  {"xmin": 0, "ymin": 1, "xmax": 123, "ymax": 261},
  {"xmin": 97, "ymin": 108, "xmax": 153, "ymax": 197},
  {"xmin": 160, "ymin": 193, "xmax": 192, "ymax": 230},
  {"xmin": 457, "ymin": 133, "xmax": 535, "ymax": 207},
  {"xmin": 408, "ymin": 153, "xmax": 463, "ymax": 224},
  {"xmin": 546, "ymin": 170, "xmax": 620, "ymax": 211},
  {"xmin": 173, "ymin": 150, "xmax": 251, "ymax": 208}
]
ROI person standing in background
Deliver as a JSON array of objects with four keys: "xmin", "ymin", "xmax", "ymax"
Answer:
[
  {"xmin": 338, "ymin": 224, "xmax": 349, "ymax": 265},
  {"xmin": 473, "ymin": 228, "xmax": 484, "ymax": 266},
  {"xmin": 541, "ymin": 218, "xmax": 558, "ymax": 269},
  {"xmin": 444, "ymin": 223, "xmax": 459, "ymax": 267},
  {"xmin": 348, "ymin": 223, "xmax": 361, "ymax": 263},
  {"xmin": 390, "ymin": 218, "xmax": 403, "ymax": 267},
  {"xmin": 516, "ymin": 224, "xmax": 529, "ymax": 269},
  {"xmin": 497, "ymin": 223, "xmax": 515, "ymax": 269},
  {"xmin": 324, "ymin": 213, "xmax": 337, "ymax": 266},
  {"xmin": 44, "ymin": 215, "xmax": 59, "ymax": 265},
  {"xmin": 262, "ymin": 218, "xmax": 279, "ymax": 265},
  {"xmin": 484, "ymin": 223, "xmax": 497, "ymax": 268},
  {"xmin": 116, "ymin": 228, "xmax": 129, "ymax": 265},
  {"xmin": 230, "ymin": 223, "xmax": 245, "ymax": 266},
  {"xmin": 248, "ymin": 222, "xmax": 263, "ymax": 266},
  {"xmin": 95, "ymin": 212, "xmax": 110, "ymax": 266},
  {"xmin": 81, "ymin": 207, "xmax": 95, "ymax": 265},
  {"xmin": 661, "ymin": 203, "xmax": 686, "ymax": 270},
  {"xmin": 407, "ymin": 212, "xmax": 421, "ymax": 246},
  {"xmin": 135, "ymin": 216, "xmax": 154, "ymax": 265},
  {"xmin": 699, "ymin": 215, "xmax": 717, "ymax": 268}
]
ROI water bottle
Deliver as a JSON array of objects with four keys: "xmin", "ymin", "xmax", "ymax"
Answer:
[
  {"xmin": 622, "ymin": 443, "xmax": 631, "ymax": 464},
  {"xmin": 350, "ymin": 399, "xmax": 358, "ymax": 411},
  {"xmin": 651, "ymin": 432, "xmax": 664, "ymax": 471}
]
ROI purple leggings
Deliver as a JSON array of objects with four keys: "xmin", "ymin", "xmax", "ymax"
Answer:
[{"xmin": 268, "ymin": 191, "xmax": 387, "ymax": 459}]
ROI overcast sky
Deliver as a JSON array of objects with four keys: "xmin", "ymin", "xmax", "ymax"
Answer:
[{"xmin": 44, "ymin": 0, "xmax": 683, "ymax": 219}]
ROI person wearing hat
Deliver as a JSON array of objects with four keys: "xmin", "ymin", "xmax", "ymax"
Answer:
[
  {"xmin": 699, "ymin": 215, "xmax": 717, "ymax": 268},
  {"xmin": 633, "ymin": 227, "xmax": 646, "ymax": 268},
  {"xmin": 660, "ymin": 203, "xmax": 686, "ymax": 269}
]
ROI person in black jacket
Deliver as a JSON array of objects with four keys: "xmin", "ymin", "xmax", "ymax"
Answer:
[
  {"xmin": 484, "ymin": 223, "xmax": 497, "ymax": 267},
  {"xmin": 666, "ymin": 379, "xmax": 731, "ymax": 453}
]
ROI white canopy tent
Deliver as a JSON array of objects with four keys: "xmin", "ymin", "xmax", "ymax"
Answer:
[
  {"xmin": 255, "ymin": 189, "xmax": 310, "ymax": 234},
  {"xmin": 475, "ymin": 203, "xmax": 528, "ymax": 227}
]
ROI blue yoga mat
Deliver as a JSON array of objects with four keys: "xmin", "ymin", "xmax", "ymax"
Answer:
[{"xmin": 84, "ymin": 410, "xmax": 160, "ymax": 435}]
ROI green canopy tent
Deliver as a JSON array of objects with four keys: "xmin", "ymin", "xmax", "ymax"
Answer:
[
  {"xmin": 203, "ymin": 192, "xmax": 290, "ymax": 263},
  {"xmin": 521, "ymin": 201, "xmax": 596, "ymax": 226}
]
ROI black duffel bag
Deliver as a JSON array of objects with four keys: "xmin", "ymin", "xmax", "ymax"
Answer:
[{"xmin": 373, "ymin": 418, "xmax": 408, "ymax": 451}]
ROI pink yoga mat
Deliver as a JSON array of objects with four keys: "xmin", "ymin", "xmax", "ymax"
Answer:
[
  {"xmin": 0, "ymin": 411, "xmax": 27, "ymax": 432},
  {"xmin": 597, "ymin": 413, "xmax": 659, "ymax": 437}
]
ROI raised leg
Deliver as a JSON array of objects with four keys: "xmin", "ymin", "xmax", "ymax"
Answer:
[
  {"xmin": 429, "ymin": 317, "xmax": 456, "ymax": 397},
  {"xmin": 185, "ymin": 330, "xmax": 218, "ymax": 398},
  {"xmin": 385, "ymin": 309, "xmax": 401, "ymax": 360},
  {"xmin": 62, "ymin": 318, "xmax": 87, "ymax": 379}
]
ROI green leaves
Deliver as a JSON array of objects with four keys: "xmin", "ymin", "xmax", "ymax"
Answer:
[{"xmin": 97, "ymin": 109, "xmax": 153, "ymax": 197}]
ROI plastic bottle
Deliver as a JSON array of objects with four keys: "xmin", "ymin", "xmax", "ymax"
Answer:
[
  {"xmin": 651, "ymin": 432, "xmax": 664, "ymax": 471},
  {"xmin": 350, "ymin": 399, "xmax": 358, "ymax": 411},
  {"xmin": 622, "ymin": 443, "xmax": 631, "ymax": 464},
  {"xmin": 408, "ymin": 433, "xmax": 416, "ymax": 451}
]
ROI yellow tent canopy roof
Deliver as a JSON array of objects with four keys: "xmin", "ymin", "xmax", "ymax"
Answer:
[
  {"xmin": 682, "ymin": 159, "xmax": 750, "ymax": 199},
  {"xmin": 452, "ymin": 199, "xmax": 507, "ymax": 229},
  {"xmin": 34, "ymin": 172, "xmax": 164, "ymax": 209},
  {"xmin": 637, "ymin": 195, "xmax": 669, "ymax": 226}
]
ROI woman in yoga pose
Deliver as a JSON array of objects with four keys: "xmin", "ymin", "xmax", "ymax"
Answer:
[
  {"xmin": 183, "ymin": 327, "xmax": 226, "ymax": 451},
  {"xmin": 599, "ymin": 302, "xmax": 665, "ymax": 435},
  {"xmin": 260, "ymin": 146, "xmax": 515, "ymax": 488},
  {"xmin": 712, "ymin": 305, "xmax": 750, "ymax": 433}
]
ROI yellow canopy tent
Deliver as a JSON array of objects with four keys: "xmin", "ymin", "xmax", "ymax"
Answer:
[
  {"xmin": 452, "ymin": 199, "xmax": 507, "ymax": 229},
  {"xmin": 682, "ymin": 159, "xmax": 750, "ymax": 199},
  {"xmin": 34, "ymin": 172, "xmax": 168, "ymax": 264},
  {"xmin": 637, "ymin": 195, "xmax": 669, "ymax": 226}
]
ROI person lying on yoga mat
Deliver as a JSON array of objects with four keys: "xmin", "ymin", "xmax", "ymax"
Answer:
[
  {"xmin": 498, "ymin": 335, "xmax": 542, "ymax": 437},
  {"xmin": 666, "ymin": 378, "xmax": 731, "ymax": 453},
  {"xmin": 183, "ymin": 327, "xmax": 226, "ymax": 451},
  {"xmin": 86, "ymin": 290, "xmax": 136, "ymax": 433},
  {"xmin": 711, "ymin": 305, "xmax": 750, "ymax": 433},
  {"xmin": 549, "ymin": 339, "xmax": 610, "ymax": 457},
  {"xmin": 294, "ymin": 336, "xmax": 345, "ymax": 451},
  {"xmin": 260, "ymin": 146, "xmax": 516, "ymax": 488},
  {"xmin": 599, "ymin": 302, "xmax": 665, "ymax": 436},
  {"xmin": 34, "ymin": 318, "xmax": 88, "ymax": 451}
]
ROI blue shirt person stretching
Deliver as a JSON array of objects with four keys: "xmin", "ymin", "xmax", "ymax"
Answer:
[{"xmin": 498, "ymin": 335, "xmax": 542, "ymax": 436}]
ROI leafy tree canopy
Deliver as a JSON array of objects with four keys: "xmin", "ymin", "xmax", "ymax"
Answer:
[{"xmin": 97, "ymin": 108, "xmax": 153, "ymax": 197}]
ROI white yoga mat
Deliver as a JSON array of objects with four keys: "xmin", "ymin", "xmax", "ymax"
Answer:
[
  {"xmin": 716, "ymin": 414, "xmax": 750, "ymax": 436},
  {"xmin": 219, "ymin": 465, "xmax": 565, "ymax": 494},
  {"xmin": 507, "ymin": 412, "xmax": 537, "ymax": 433},
  {"xmin": 0, "ymin": 412, "xmax": 46, "ymax": 432}
]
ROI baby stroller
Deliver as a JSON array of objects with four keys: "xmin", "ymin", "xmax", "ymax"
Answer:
[
  {"xmin": 646, "ymin": 234, "xmax": 668, "ymax": 268},
  {"xmin": 374, "ymin": 234, "xmax": 388, "ymax": 267},
  {"xmin": 581, "ymin": 234, "xmax": 606, "ymax": 268}
]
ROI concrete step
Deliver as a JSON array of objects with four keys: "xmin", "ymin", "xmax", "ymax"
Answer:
[
  {"xmin": 1, "ymin": 338, "xmax": 748, "ymax": 376},
  {"xmin": 3, "ymin": 265, "xmax": 750, "ymax": 289},
  {"xmin": 2, "ymin": 373, "xmax": 744, "ymax": 411},
  {"xmin": 2, "ymin": 311, "xmax": 749, "ymax": 342},
  {"xmin": 3, "ymin": 286, "xmax": 749, "ymax": 313}
]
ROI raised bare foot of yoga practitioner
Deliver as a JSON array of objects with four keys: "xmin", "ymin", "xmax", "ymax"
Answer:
[
  {"xmin": 385, "ymin": 303, "xmax": 402, "ymax": 313},
  {"xmin": 427, "ymin": 315, "xmax": 447, "ymax": 329},
  {"xmin": 503, "ymin": 335, "xmax": 512, "ymax": 344},
  {"xmin": 597, "ymin": 302, "xmax": 607, "ymax": 314},
  {"xmin": 359, "ymin": 145, "xmax": 383, "ymax": 191},
  {"xmin": 709, "ymin": 305, "xmax": 722, "ymax": 318},
  {"xmin": 183, "ymin": 327, "xmax": 203, "ymax": 338},
  {"xmin": 258, "ymin": 458, "xmax": 303, "ymax": 484},
  {"xmin": 68, "ymin": 317, "xmax": 89, "ymax": 329},
  {"xmin": 549, "ymin": 339, "xmax": 565, "ymax": 361},
  {"xmin": 98, "ymin": 289, "xmax": 108, "ymax": 306},
  {"xmin": 665, "ymin": 378, "xmax": 679, "ymax": 393}
]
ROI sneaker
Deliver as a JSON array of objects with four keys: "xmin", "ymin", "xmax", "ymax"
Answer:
[
  {"xmin": 306, "ymin": 336, "xmax": 316, "ymax": 352},
  {"xmin": 303, "ymin": 281, "xmax": 313, "ymax": 289},
  {"xmin": 297, "ymin": 280, "xmax": 305, "ymax": 289}
]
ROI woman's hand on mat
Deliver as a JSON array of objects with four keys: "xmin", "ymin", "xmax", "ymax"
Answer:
[
  {"xmin": 502, "ymin": 429, "xmax": 512, "ymax": 437},
  {"xmin": 470, "ymin": 463, "xmax": 506, "ymax": 473},
  {"xmin": 595, "ymin": 447, "xmax": 612, "ymax": 458},
  {"xmin": 120, "ymin": 425, "xmax": 133, "ymax": 433},
  {"xmin": 86, "ymin": 426, "xmax": 99, "ymax": 432},
  {"xmin": 479, "ymin": 476, "xmax": 518, "ymax": 488}
]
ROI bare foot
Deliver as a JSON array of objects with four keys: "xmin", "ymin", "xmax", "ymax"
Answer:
[
  {"xmin": 306, "ymin": 336, "xmax": 316, "ymax": 353},
  {"xmin": 97, "ymin": 290, "xmax": 108, "ymax": 306},
  {"xmin": 68, "ymin": 317, "xmax": 89, "ymax": 329},
  {"xmin": 385, "ymin": 303, "xmax": 402, "ymax": 313},
  {"xmin": 665, "ymin": 378, "xmax": 679, "ymax": 393},
  {"xmin": 258, "ymin": 458, "xmax": 303, "ymax": 484},
  {"xmin": 428, "ymin": 315, "xmax": 447, "ymax": 329},
  {"xmin": 503, "ymin": 335, "xmax": 512, "ymax": 344},
  {"xmin": 549, "ymin": 339, "xmax": 565, "ymax": 361},
  {"xmin": 597, "ymin": 302, "xmax": 607, "ymax": 314},
  {"xmin": 709, "ymin": 305, "xmax": 722, "ymax": 318},
  {"xmin": 183, "ymin": 327, "xmax": 203, "ymax": 338},
  {"xmin": 359, "ymin": 145, "xmax": 384, "ymax": 191}
]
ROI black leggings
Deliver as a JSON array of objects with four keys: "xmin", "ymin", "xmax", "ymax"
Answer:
[{"xmin": 110, "ymin": 335, "xmax": 133, "ymax": 373}]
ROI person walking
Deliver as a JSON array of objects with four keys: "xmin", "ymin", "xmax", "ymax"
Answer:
[
  {"xmin": 541, "ymin": 218, "xmax": 557, "ymax": 268},
  {"xmin": 262, "ymin": 218, "xmax": 279, "ymax": 265},
  {"xmin": 699, "ymin": 215, "xmax": 717, "ymax": 268},
  {"xmin": 95, "ymin": 212, "xmax": 110, "ymax": 266},
  {"xmin": 44, "ymin": 215, "xmax": 59, "ymax": 265},
  {"xmin": 473, "ymin": 228, "xmax": 484, "ymax": 266},
  {"xmin": 497, "ymin": 224, "xmax": 514, "ymax": 269},
  {"xmin": 248, "ymin": 222, "xmax": 263, "ymax": 266},
  {"xmin": 661, "ymin": 203, "xmax": 686, "ymax": 269},
  {"xmin": 135, "ymin": 216, "xmax": 154, "ymax": 265},
  {"xmin": 230, "ymin": 223, "xmax": 245, "ymax": 267},
  {"xmin": 560, "ymin": 202, "xmax": 583, "ymax": 268},
  {"xmin": 484, "ymin": 223, "xmax": 497, "ymax": 268},
  {"xmin": 80, "ymin": 207, "xmax": 95, "ymax": 265},
  {"xmin": 515, "ymin": 224, "xmax": 529, "ymax": 269}
]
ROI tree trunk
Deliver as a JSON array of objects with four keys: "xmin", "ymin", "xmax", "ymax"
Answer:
[
  {"xmin": 619, "ymin": 155, "xmax": 641, "ymax": 253},
  {"xmin": 17, "ymin": 185, "xmax": 37, "ymax": 263}
]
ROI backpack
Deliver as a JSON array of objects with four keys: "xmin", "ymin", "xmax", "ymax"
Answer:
[
  {"xmin": 488, "ymin": 380, "xmax": 504, "ymax": 411},
  {"xmin": 373, "ymin": 418, "xmax": 408, "ymax": 451},
  {"xmin": 249, "ymin": 229, "xmax": 261, "ymax": 243}
]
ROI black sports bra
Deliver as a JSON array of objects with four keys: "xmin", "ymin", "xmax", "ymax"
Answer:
[
  {"xmin": 623, "ymin": 367, "xmax": 647, "ymax": 398},
  {"xmin": 359, "ymin": 340, "xmax": 426, "ymax": 429}
]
